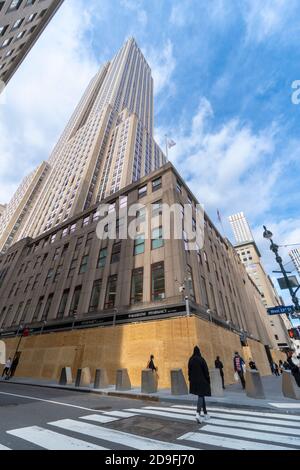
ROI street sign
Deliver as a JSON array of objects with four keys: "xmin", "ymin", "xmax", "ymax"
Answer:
[
  {"xmin": 267, "ymin": 305, "xmax": 295, "ymax": 316},
  {"xmin": 277, "ymin": 276, "xmax": 299, "ymax": 290}
]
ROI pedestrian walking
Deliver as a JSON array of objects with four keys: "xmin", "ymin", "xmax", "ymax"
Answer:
[
  {"xmin": 248, "ymin": 358, "xmax": 257, "ymax": 370},
  {"xmin": 1, "ymin": 357, "xmax": 11, "ymax": 379},
  {"xmin": 215, "ymin": 356, "xmax": 225, "ymax": 389},
  {"xmin": 273, "ymin": 363, "xmax": 280, "ymax": 376},
  {"xmin": 286, "ymin": 351, "xmax": 300, "ymax": 387},
  {"xmin": 147, "ymin": 354, "xmax": 157, "ymax": 372},
  {"xmin": 188, "ymin": 346, "xmax": 211, "ymax": 424},
  {"xmin": 278, "ymin": 360, "xmax": 284, "ymax": 374},
  {"xmin": 233, "ymin": 352, "xmax": 246, "ymax": 389}
]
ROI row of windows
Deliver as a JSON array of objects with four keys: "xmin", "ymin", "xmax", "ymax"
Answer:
[{"xmin": 0, "ymin": 262, "xmax": 166, "ymax": 326}]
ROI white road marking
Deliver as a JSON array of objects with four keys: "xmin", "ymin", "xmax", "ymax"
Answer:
[
  {"xmin": 0, "ymin": 444, "xmax": 10, "ymax": 450},
  {"xmin": 205, "ymin": 412, "xmax": 300, "ymax": 428},
  {"xmin": 269, "ymin": 403, "xmax": 300, "ymax": 409},
  {"xmin": 78, "ymin": 414, "xmax": 120, "ymax": 423},
  {"xmin": 208, "ymin": 418, "xmax": 300, "ymax": 436},
  {"xmin": 7, "ymin": 426, "xmax": 107, "ymax": 450},
  {"xmin": 173, "ymin": 405, "xmax": 300, "ymax": 421},
  {"xmin": 0, "ymin": 391, "xmax": 105, "ymax": 413},
  {"xmin": 202, "ymin": 424, "xmax": 300, "ymax": 448},
  {"xmin": 49, "ymin": 419, "xmax": 197, "ymax": 450},
  {"xmin": 103, "ymin": 411, "xmax": 137, "ymax": 418},
  {"xmin": 145, "ymin": 406, "xmax": 196, "ymax": 415},
  {"xmin": 178, "ymin": 431, "xmax": 291, "ymax": 450},
  {"xmin": 125, "ymin": 408, "xmax": 195, "ymax": 421}
]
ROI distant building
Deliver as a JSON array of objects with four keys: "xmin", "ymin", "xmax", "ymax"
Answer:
[
  {"xmin": 0, "ymin": 203, "xmax": 6, "ymax": 218},
  {"xmin": 289, "ymin": 248, "xmax": 300, "ymax": 276},
  {"xmin": 0, "ymin": 0, "xmax": 64, "ymax": 84},
  {"xmin": 228, "ymin": 212, "xmax": 254, "ymax": 244}
]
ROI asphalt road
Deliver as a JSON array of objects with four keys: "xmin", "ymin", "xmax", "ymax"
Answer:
[{"xmin": 0, "ymin": 382, "xmax": 300, "ymax": 451}]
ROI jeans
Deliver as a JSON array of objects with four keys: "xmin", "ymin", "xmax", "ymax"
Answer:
[
  {"xmin": 238, "ymin": 370, "xmax": 246, "ymax": 389},
  {"xmin": 197, "ymin": 396, "xmax": 207, "ymax": 415}
]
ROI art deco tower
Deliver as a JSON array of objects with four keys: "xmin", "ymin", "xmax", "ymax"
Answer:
[{"xmin": 5, "ymin": 37, "xmax": 166, "ymax": 246}]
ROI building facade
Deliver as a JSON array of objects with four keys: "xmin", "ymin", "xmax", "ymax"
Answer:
[
  {"xmin": 228, "ymin": 212, "xmax": 254, "ymax": 244},
  {"xmin": 0, "ymin": 0, "xmax": 64, "ymax": 84},
  {"xmin": 0, "ymin": 203, "xmax": 6, "ymax": 218},
  {"xmin": 290, "ymin": 248, "xmax": 300, "ymax": 277}
]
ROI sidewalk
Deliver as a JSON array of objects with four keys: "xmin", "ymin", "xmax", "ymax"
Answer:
[{"xmin": 1, "ymin": 375, "xmax": 300, "ymax": 412}]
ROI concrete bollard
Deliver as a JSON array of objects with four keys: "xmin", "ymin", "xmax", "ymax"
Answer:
[
  {"xmin": 141, "ymin": 369, "xmax": 158, "ymax": 394},
  {"xmin": 209, "ymin": 368, "xmax": 224, "ymax": 397},
  {"xmin": 94, "ymin": 368, "xmax": 109, "ymax": 389},
  {"xmin": 59, "ymin": 366, "xmax": 72, "ymax": 386},
  {"xmin": 282, "ymin": 370, "xmax": 300, "ymax": 400},
  {"xmin": 170, "ymin": 369, "xmax": 188, "ymax": 395},
  {"xmin": 246, "ymin": 369, "xmax": 265, "ymax": 399},
  {"xmin": 75, "ymin": 367, "xmax": 92, "ymax": 387},
  {"xmin": 115, "ymin": 368, "xmax": 131, "ymax": 391}
]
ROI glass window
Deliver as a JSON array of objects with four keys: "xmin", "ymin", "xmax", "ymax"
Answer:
[
  {"xmin": 97, "ymin": 248, "xmax": 107, "ymax": 268},
  {"xmin": 8, "ymin": 0, "xmax": 22, "ymax": 11},
  {"xmin": 119, "ymin": 195, "xmax": 127, "ymax": 208},
  {"xmin": 130, "ymin": 268, "xmax": 144, "ymax": 305},
  {"xmin": 89, "ymin": 279, "xmax": 102, "ymax": 312},
  {"xmin": 187, "ymin": 266, "xmax": 195, "ymax": 301},
  {"xmin": 68, "ymin": 258, "xmax": 77, "ymax": 278},
  {"xmin": 138, "ymin": 185, "xmax": 147, "ymax": 199},
  {"xmin": 69, "ymin": 286, "xmax": 82, "ymax": 315},
  {"xmin": 32, "ymin": 296, "xmax": 44, "ymax": 322},
  {"xmin": 152, "ymin": 177, "xmax": 162, "ymax": 192},
  {"xmin": 70, "ymin": 223, "xmax": 76, "ymax": 233},
  {"xmin": 41, "ymin": 294, "xmax": 53, "ymax": 321},
  {"xmin": 151, "ymin": 262, "xmax": 165, "ymax": 301},
  {"xmin": 83, "ymin": 216, "xmax": 90, "ymax": 227},
  {"xmin": 79, "ymin": 255, "xmax": 89, "ymax": 274},
  {"xmin": 176, "ymin": 180, "xmax": 182, "ymax": 193},
  {"xmin": 200, "ymin": 276, "xmax": 209, "ymax": 308},
  {"xmin": 151, "ymin": 227, "xmax": 164, "ymax": 250},
  {"xmin": 152, "ymin": 200, "xmax": 162, "ymax": 216},
  {"xmin": 57, "ymin": 289, "xmax": 69, "ymax": 319},
  {"xmin": 134, "ymin": 234, "xmax": 145, "ymax": 255},
  {"xmin": 12, "ymin": 302, "xmax": 23, "ymax": 325},
  {"xmin": 105, "ymin": 275, "xmax": 118, "ymax": 309},
  {"xmin": 20, "ymin": 299, "xmax": 31, "ymax": 323},
  {"xmin": 111, "ymin": 242, "xmax": 121, "ymax": 263}
]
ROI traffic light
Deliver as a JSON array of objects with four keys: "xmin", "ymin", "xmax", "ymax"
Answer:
[{"xmin": 288, "ymin": 328, "xmax": 300, "ymax": 340}]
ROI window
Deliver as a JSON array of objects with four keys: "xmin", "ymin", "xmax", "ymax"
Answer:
[
  {"xmin": 62, "ymin": 243, "xmax": 69, "ymax": 256},
  {"xmin": 50, "ymin": 233, "xmax": 56, "ymax": 244},
  {"xmin": 97, "ymin": 248, "xmax": 107, "ymax": 268},
  {"xmin": 27, "ymin": 12, "xmax": 37, "ymax": 22},
  {"xmin": 209, "ymin": 283, "xmax": 217, "ymax": 311},
  {"xmin": 151, "ymin": 227, "xmax": 164, "ymax": 250},
  {"xmin": 69, "ymin": 286, "xmax": 82, "ymax": 315},
  {"xmin": 53, "ymin": 247, "xmax": 60, "ymax": 261},
  {"xmin": 92, "ymin": 211, "xmax": 100, "ymax": 222},
  {"xmin": 62, "ymin": 227, "xmax": 69, "ymax": 238},
  {"xmin": 41, "ymin": 294, "xmax": 54, "ymax": 321},
  {"xmin": 151, "ymin": 262, "xmax": 165, "ymax": 301},
  {"xmin": 79, "ymin": 255, "xmax": 89, "ymax": 274},
  {"xmin": 152, "ymin": 177, "xmax": 162, "ymax": 192},
  {"xmin": 85, "ymin": 232, "xmax": 94, "ymax": 248},
  {"xmin": 200, "ymin": 276, "xmax": 209, "ymax": 308},
  {"xmin": 131, "ymin": 268, "xmax": 143, "ymax": 304},
  {"xmin": 68, "ymin": 258, "xmax": 77, "ymax": 278},
  {"xmin": 8, "ymin": 0, "xmax": 22, "ymax": 11},
  {"xmin": 53, "ymin": 264, "xmax": 62, "ymax": 283},
  {"xmin": 75, "ymin": 236, "xmax": 84, "ymax": 251},
  {"xmin": 57, "ymin": 289, "xmax": 69, "ymax": 319},
  {"xmin": 152, "ymin": 200, "xmax": 162, "ymax": 216},
  {"xmin": 134, "ymin": 234, "xmax": 145, "ymax": 255},
  {"xmin": 105, "ymin": 275, "xmax": 118, "ymax": 309},
  {"xmin": 89, "ymin": 279, "xmax": 102, "ymax": 312},
  {"xmin": 119, "ymin": 195, "xmax": 127, "ymax": 209},
  {"xmin": 44, "ymin": 268, "xmax": 54, "ymax": 285},
  {"xmin": 32, "ymin": 296, "xmax": 44, "ymax": 322},
  {"xmin": 12, "ymin": 302, "xmax": 23, "ymax": 325},
  {"xmin": 70, "ymin": 223, "xmax": 76, "ymax": 233},
  {"xmin": 111, "ymin": 242, "xmax": 121, "ymax": 263},
  {"xmin": 187, "ymin": 266, "xmax": 195, "ymax": 301},
  {"xmin": 176, "ymin": 180, "xmax": 182, "ymax": 193},
  {"xmin": 138, "ymin": 185, "xmax": 147, "ymax": 199},
  {"xmin": 83, "ymin": 216, "xmax": 90, "ymax": 227},
  {"xmin": 20, "ymin": 299, "xmax": 31, "ymax": 323},
  {"xmin": 12, "ymin": 18, "xmax": 23, "ymax": 29}
]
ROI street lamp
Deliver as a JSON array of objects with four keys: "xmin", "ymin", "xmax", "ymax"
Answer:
[
  {"xmin": 71, "ymin": 313, "xmax": 77, "ymax": 330},
  {"xmin": 263, "ymin": 225, "xmax": 300, "ymax": 313}
]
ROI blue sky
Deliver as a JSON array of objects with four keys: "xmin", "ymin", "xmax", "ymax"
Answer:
[{"xmin": 0, "ymin": 0, "xmax": 300, "ymax": 320}]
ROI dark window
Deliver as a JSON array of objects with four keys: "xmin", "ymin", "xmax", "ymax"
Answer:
[
  {"xmin": 20, "ymin": 299, "xmax": 31, "ymax": 323},
  {"xmin": 138, "ymin": 185, "xmax": 147, "ymax": 199},
  {"xmin": 32, "ymin": 296, "xmax": 44, "ymax": 322},
  {"xmin": 41, "ymin": 294, "xmax": 54, "ymax": 321},
  {"xmin": 75, "ymin": 236, "xmax": 84, "ymax": 251},
  {"xmin": 69, "ymin": 286, "xmax": 82, "ymax": 316},
  {"xmin": 151, "ymin": 262, "xmax": 165, "ymax": 301},
  {"xmin": 85, "ymin": 232, "xmax": 94, "ymax": 248},
  {"xmin": 176, "ymin": 180, "xmax": 182, "ymax": 193},
  {"xmin": 134, "ymin": 234, "xmax": 145, "ymax": 255},
  {"xmin": 152, "ymin": 177, "xmax": 162, "ymax": 191},
  {"xmin": 200, "ymin": 276, "xmax": 209, "ymax": 308},
  {"xmin": 79, "ymin": 255, "xmax": 89, "ymax": 274},
  {"xmin": 89, "ymin": 279, "xmax": 102, "ymax": 312},
  {"xmin": 57, "ymin": 289, "xmax": 69, "ymax": 319},
  {"xmin": 111, "ymin": 242, "xmax": 121, "ymax": 263},
  {"xmin": 68, "ymin": 258, "xmax": 78, "ymax": 278},
  {"xmin": 151, "ymin": 227, "xmax": 164, "ymax": 250},
  {"xmin": 12, "ymin": 302, "xmax": 23, "ymax": 325},
  {"xmin": 105, "ymin": 275, "xmax": 118, "ymax": 309},
  {"xmin": 131, "ymin": 268, "xmax": 143, "ymax": 304},
  {"xmin": 97, "ymin": 248, "xmax": 107, "ymax": 268}
]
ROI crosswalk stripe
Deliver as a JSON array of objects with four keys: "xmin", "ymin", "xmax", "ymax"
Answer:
[
  {"xmin": 269, "ymin": 404, "xmax": 300, "ymax": 409},
  {"xmin": 145, "ymin": 406, "xmax": 196, "ymax": 415},
  {"xmin": 78, "ymin": 414, "xmax": 119, "ymax": 424},
  {"xmin": 204, "ymin": 412, "xmax": 300, "ymax": 428},
  {"xmin": 49, "ymin": 419, "xmax": 197, "ymax": 450},
  {"xmin": 172, "ymin": 405, "xmax": 300, "ymax": 421},
  {"xmin": 178, "ymin": 431, "xmax": 291, "ymax": 450},
  {"xmin": 125, "ymin": 408, "xmax": 196, "ymax": 421},
  {"xmin": 103, "ymin": 411, "xmax": 137, "ymax": 418},
  {"xmin": 0, "ymin": 444, "xmax": 10, "ymax": 450},
  {"xmin": 7, "ymin": 426, "xmax": 107, "ymax": 450},
  {"xmin": 202, "ymin": 425, "xmax": 300, "ymax": 448},
  {"xmin": 208, "ymin": 418, "xmax": 300, "ymax": 436}
]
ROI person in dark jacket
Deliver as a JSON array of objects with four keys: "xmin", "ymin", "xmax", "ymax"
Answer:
[
  {"xmin": 286, "ymin": 351, "xmax": 300, "ymax": 387},
  {"xmin": 188, "ymin": 346, "xmax": 211, "ymax": 423},
  {"xmin": 233, "ymin": 352, "xmax": 246, "ymax": 389},
  {"xmin": 248, "ymin": 359, "xmax": 257, "ymax": 370},
  {"xmin": 147, "ymin": 355, "xmax": 157, "ymax": 372},
  {"xmin": 215, "ymin": 356, "xmax": 225, "ymax": 389}
]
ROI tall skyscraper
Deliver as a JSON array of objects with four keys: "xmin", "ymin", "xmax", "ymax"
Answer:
[
  {"xmin": 0, "ymin": 0, "xmax": 64, "ymax": 84},
  {"xmin": 229, "ymin": 212, "xmax": 254, "ymax": 244},
  {"xmin": 290, "ymin": 248, "xmax": 300, "ymax": 276},
  {"xmin": 9, "ymin": 38, "xmax": 166, "ymax": 243},
  {"xmin": 0, "ymin": 203, "xmax": 6, "ymax": 218}
]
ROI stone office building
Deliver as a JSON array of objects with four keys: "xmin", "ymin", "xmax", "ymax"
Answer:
[{"xmin": 0, "ymin": 163, "xmax": 283, "ymax": 386}]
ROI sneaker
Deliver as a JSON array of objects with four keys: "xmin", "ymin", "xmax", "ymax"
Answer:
[
  {"xmin": 195, "ymin": 412, "xmax": 203, "ymax": 424},
  {"xmin": 203, "ymin": 414, "xmax": 210, "ymax": 421}
]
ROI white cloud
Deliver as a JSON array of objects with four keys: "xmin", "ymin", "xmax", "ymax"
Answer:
[
  {"xmin": 143, "ymin": 40, "xmax": 176, "ymax": 97},
  {"xmin": 120, "ymin": 0, "xmax": 148, "ymax": 27},
  {"xmin": 0, "ymin": 0, "xmax": 99, "ymax": 203}
]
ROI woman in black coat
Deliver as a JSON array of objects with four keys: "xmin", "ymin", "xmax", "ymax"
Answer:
[{"xmin": 188, "ymin": 346, "xmax": 211, "ymax": 423}]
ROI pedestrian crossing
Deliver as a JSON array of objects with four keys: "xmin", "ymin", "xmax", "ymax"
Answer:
[{"xmin": 1, "ymin": 404, "xmax": 300, "ymax": 450}]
